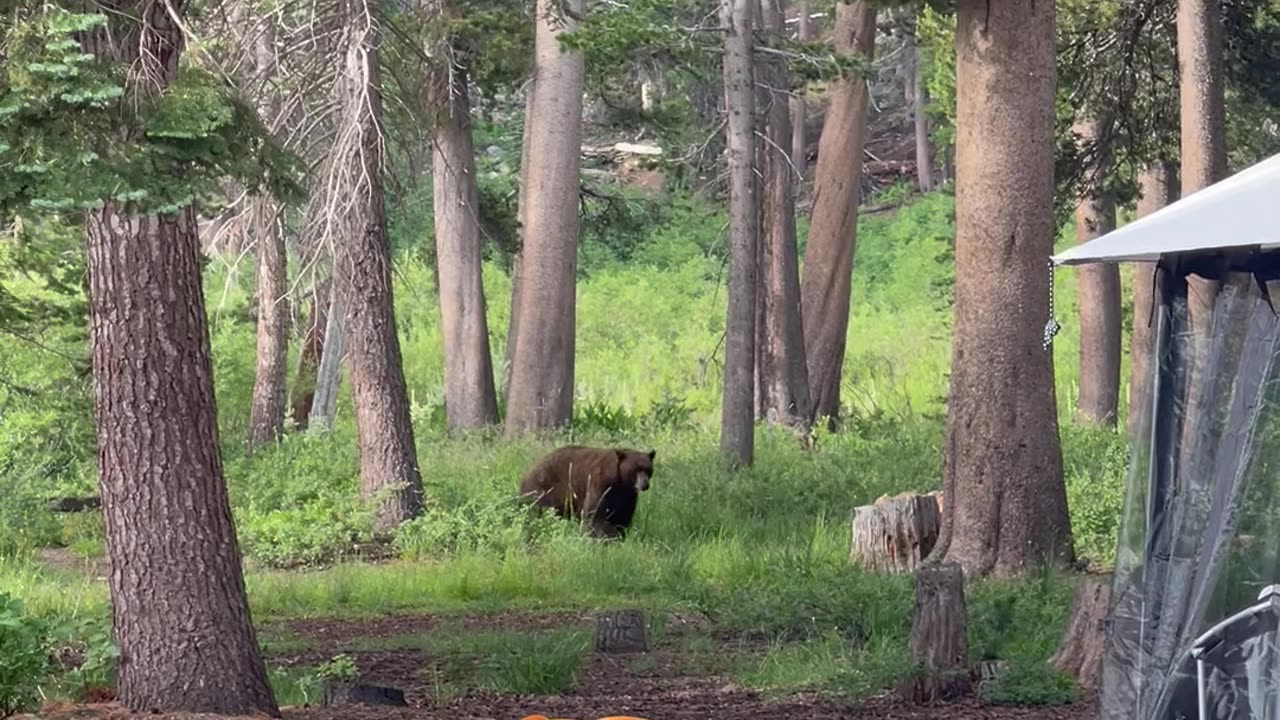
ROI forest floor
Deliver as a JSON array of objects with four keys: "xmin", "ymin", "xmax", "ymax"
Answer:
[{"xmin": 30, "ymin": 607, "xmax": 1097, "ymax": 720}]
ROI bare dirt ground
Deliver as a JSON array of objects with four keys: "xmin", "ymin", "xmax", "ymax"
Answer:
[{"xmin": 30, "ymin": 611, "xmax": 1097, "ymax": 720}]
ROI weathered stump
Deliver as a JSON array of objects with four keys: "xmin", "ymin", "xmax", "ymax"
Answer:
[
  {"xmin": 595, "ymin": 609, "xmax": 648, "ymax": 653},
  {"xmin": 1049, "ymin": 572, "xmax": 1112, "ymax": 691},
  {"xmin": 321, "ymin": 681, "xmax": 407, "ymax": 707},
  {"xmin": 900, "ymin": 560, "xmax": 970, "ymax": 702},
  {"xmin": 850, "ymin": 492, "xmax": 942, "ymax": 573}
]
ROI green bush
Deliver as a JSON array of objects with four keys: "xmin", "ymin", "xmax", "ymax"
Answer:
[{"xmin": 0, "ymin": 593, "xmax": 51, "ymax": 717}]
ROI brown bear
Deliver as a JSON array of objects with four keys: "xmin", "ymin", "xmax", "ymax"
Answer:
[{"xmin": 518, "ymin": 445, "xmax": 656, "ymax": 540}]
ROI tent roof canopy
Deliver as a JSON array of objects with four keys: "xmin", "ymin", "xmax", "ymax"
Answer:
[{"xmin": 1050, "ymin": 153, "xmax": 1280, "ymax": 267}]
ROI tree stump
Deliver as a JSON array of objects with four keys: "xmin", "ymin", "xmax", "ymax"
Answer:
[
  {"xmin": 900, "ymin": 561, "xmax": 971, "ymax": 702},
  {"xmin": 321, "ymin": 681, "xmax": 407, "ymax": 707},
  {"xmin": 595, "ymin": 609, "xmax": 648, "ymax": 653},
  {"xmin": 850, "ymin": 492, "xmax": 942, "ymax": 573},
  {"xmin": 1048, "ymin": 572, "xmax": 1112, "ymax": 691}
]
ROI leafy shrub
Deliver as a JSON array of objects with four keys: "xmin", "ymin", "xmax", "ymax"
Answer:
[
  {"xmin": 0, "ymin": 593, "xmax": 50, "ymax": 717},
  {"xmin": 47, "ymin": 614, "xmax": 116, "ymax": 700},
  {"xmin": 979, "ymin": 661, "xmax": 1079, "ymax": 706}
]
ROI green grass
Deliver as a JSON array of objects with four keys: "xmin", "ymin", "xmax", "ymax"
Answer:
[{"xmin": 0, "ymin": 188, "xmax": 1135, "ymax": 706}]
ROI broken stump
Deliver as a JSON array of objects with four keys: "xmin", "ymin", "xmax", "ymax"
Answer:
[
  {"xmin": 595, "ymin": 609, "xmax": 648, "ymax": 653},
  {"xmin": 1049, "ymin": 572, "xmax": 1112, "ymax": 691},
  {"xmin": 850, "ymin": 492, "xmax": 942, "ymax": 573},
  {"xmin": 900, "ymin": 560, "xmax": 970, "ymax": 702},
  {"xmin": 321, "ymin": 681, "xmax": 407, "ymax": 707}
]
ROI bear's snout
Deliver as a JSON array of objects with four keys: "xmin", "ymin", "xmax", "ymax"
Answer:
[{"xmin": 635, "ymin": 472, "xmax": 650, "ymax": 492}]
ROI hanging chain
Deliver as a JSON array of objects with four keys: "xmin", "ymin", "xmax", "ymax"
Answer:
[{"xmin": 1043, "ymin": 260, "xmax": 1061, "ymax": 351}]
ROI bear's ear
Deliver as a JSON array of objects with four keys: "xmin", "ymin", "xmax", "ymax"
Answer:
[
  {"xmin": 648, "ymin": 449, "xmax": 656, "ymax": 460},
  {"xmin": 616, "ymin": 449, "xmax": 628, "ymax": 463}
]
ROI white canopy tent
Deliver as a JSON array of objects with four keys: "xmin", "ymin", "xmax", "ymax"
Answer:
[
  {"xmin": 1052, "ymin": 151, "xmax": 1280, "ymax": 266},
  {"xmin": 1048, "ymin": 152, "xmax": 1280, "ymax": 720}
]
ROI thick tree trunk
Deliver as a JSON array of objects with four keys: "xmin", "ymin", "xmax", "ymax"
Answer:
[
  {"xmin": 901, "ymin": 561, "xmax": 970, "ymax": 702},
  {"xmin": 798, "ymin": 2, "xmax": 877, "ymax": 425},
  {"xmin": 247, "ymin": 196, "xmax": 290, "ymax": 449},
  {"xmin": 332, "ymin": 21, "xmax": 424, "ymax": 531},
  {"xmin": 290, "ymin": 275, "xmax": 330, "ymax": 430},
  {"xmin": 907, "ymin": 33, "xmax": 934, "ymax": 192},
  {"xmin": 1049, "ymin": 572, "xmax": 1112, "ymax": 691},
  {"xmin": 719, "ymin": 0, "xmax": 758, "ymax": 466},
  {"xmin": 85, "ymin": 206, "xmax": 278, "ymax": 716},
  {"xmin": 1177, "ymin": 0, "xmax": 1227, "ymax": 336},
  {"xmin": 789, "ymin": 2, "xmax": 811, "ymax": 177},
  {"xmin": 756, "ymin": 0, "xmax": 810, "ymax": 429},
  {"xmin": 504, "ymin": 0, "xmax": 584, "ymax": 435},
  {"xmin": 1128, "ymin": 163, "xmax": 1177, "ymax": 437},
  {"xmin": 851, "ymin": 492, "xmax": 942, "ymax": 574},
  {"xmin": 431, "ymin": 63, "xmax": 499, "ymax": 430},
  {"xmin": 1175, "ymin": 0, "xmax": 1228, "ymax": 487},
  {"xmin": 1073, "ymin": 118, "xmax": 1120, "ymax": 427},
  {"xmin": 933, "ymin": 0, "xmax": 1072, "ymax": 578},
  {"xmin": 309, "ymin": 283, "xmax": 345, "ymax": 431}
]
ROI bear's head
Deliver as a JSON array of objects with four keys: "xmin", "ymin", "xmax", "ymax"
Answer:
[{"xmin": 616, "ymin": 449, "xmax": 657, "ymax": 492}]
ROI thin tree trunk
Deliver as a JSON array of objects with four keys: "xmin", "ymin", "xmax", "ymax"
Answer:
[
  {"xmin": 1073, "ymin": 117, "xmax": 1120, "ymax": 427},
  {"xmin": 799, "ymin": 1, "xmax": 877, "ymax": 425},
  {"xmin": 1177, "ymin": 0, "xmax": 1227, "ymax": 334},
  {"xmin": 244, "ymin": 5, "xmax": 289, "ymax": 450},
  {"xmin": 720, "ymin": 0, "xmax": 758, "ymax": 465},
  {"xmin": 907, "ymin": 29, "xmax": 934, "ymax": 192},
  {"xmin": 504, "ymin": 80, "xmax": 537, "ymax": 409},
  {"xmin": 789, "ymin": 2, "xmax": 811, "ymax": 177},
  {"xmin": 1128, "ymin": 163, "xmax": 1177, "ymax": 437},
  {"xmin": 504, "ymin": 0, "xmax": 585, "ymax": 435},
  {"xmin": 86, "ymin": 205, "xmax": 279, "ymax": 715},
  {"xmin": 80, "ymin": 4, "xmax": 277, "ymax": 712},
  {"xmin": 757, "ymin": 0, "xmax": 810, "ymax": 429},
  {"xmin": 309, "ymin": 282, "xmax": 345, "ymax": 430},
  {"xmin": 290, "ymin": 275, "xmax": 330, "ymax": 430},
  {"xmin": 431, "ymin": 61, "xmax": 499, "ymax": 429},
  {"xmin": 932, "ymin": 0, "xmax": 1072, "ymax": 578},
  {"xmin": 331, "ymin": 17, "xmax": 424, "ymax": 530},
  {"xmin": 247, "ymin": 197, "xmax": 289, "ymax": 448}
]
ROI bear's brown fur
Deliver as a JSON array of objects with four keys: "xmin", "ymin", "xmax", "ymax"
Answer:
[{"xmin": 518, "ymin": 445, "xmax": 657, "ymax": 539}]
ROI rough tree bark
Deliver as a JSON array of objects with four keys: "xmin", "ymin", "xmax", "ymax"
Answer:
[
  {"xmin": 756, "ymin": 0, "xmax": 810, "ymax": 429},
  {"xmin": 932, "ymin": 0, "xmax": 1072, "ymax": 578},
  {"xmin": 430, "ymin": 54, "xmax": 499, "ymax": 430},
  {"xmin": 719, "ymin": 0, "xmax": 758, "ymax": 466},
  {"xmin": 798, "ymin": 2, "xmax": 877, "ymax": 425},
  {"xmin": 245, "ymin": 15, "xmax": 290, "ymax": 450},
  {"xmin": 1073, "ymin": 117, "xmax": 1120, "ymax": 427},
  {"xmin": 1177, "ymin": 0, "xmax": 1227, "ymax": 335},
  {"xmin": 80, "ymin": 2, "xmax": 277, "ymax": 713},
  {"xmin": 901, "ymin": 561, "xmax": 970, "ymax": 702},
  {"xmin": 907, "ymin": 28, "xmax": 934, "ymax": 192},
  {"xmin": 789, "ymin": 2, "xmax": 811, "ymax": 177},
  {"xmin": 1049, "ymin": 572, "xmax": 1112, "ymax": 691},
  {"xmin": 290, "ymin": 275, "xmax": 330, "ymax": 430},
  {"xmin": 505, "ymin": 0, "xmax": 585, "ymax": 435},
  {"xmin": 331, "ymin": 8, "xmax": 424, "ymax": 530},
  {"xmin": 1128, "ymin": 163, "xmax": 1177, "ymax": 437}
]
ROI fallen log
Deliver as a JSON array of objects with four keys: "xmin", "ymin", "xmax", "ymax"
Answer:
[
  {"xmin": 850, "ymin": 491, "xmax": 942, "ymax": 573},
  {"xmin": 47, "ymin": 496, "xmax": 101, "ymax": 513}
]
